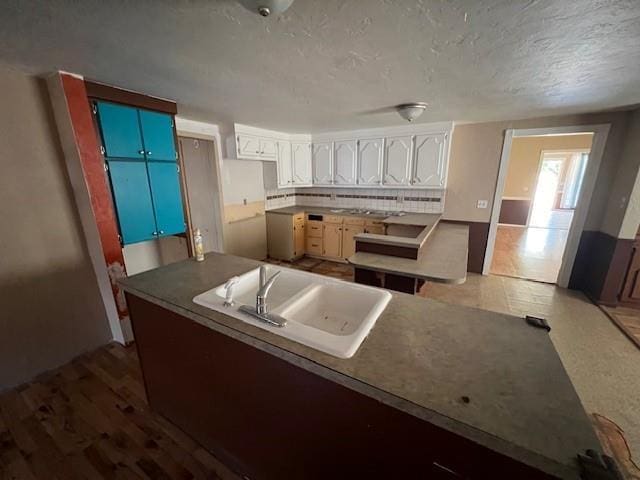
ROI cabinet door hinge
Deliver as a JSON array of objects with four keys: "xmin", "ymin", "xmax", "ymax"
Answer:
[
  {"xmin": 92, "ymin": 103, "xmax": 97, "ymax": 115},
  {"xmin": 117, "ymin": 234, "xmax": 122, "ymax": 244},
  {"xmin": 176, "ymin": 164, "xmax": 180, "ymax": 173},
  {"xmin": 100, "ymin": 145, "xmax": 105, "ymax": 155},
  {"xmin": 175, "ymin": 150, "xmax": 178, "ymax": 160},
  {"xmin": 103, "ymin": 163, "xmax": 108, "ymax": 172}
]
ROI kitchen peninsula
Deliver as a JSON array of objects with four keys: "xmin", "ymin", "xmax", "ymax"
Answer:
[{"xmin": 120, "ymin": 253, "xmax": 603, "ymax": 480}]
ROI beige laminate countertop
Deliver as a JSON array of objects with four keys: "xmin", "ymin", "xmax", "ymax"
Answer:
[
  {"xmin": 349, "ymin": 223, "xmax": 469, "ymax": 284},
  {"xmin": 119, "ymin": 253, "xmax": 601, "ymax": 479}
]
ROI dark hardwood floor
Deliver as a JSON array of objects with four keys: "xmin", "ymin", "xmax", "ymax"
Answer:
[{"xmin": 0, "ymin": 343, "xmax": 241, "ymax": 480}]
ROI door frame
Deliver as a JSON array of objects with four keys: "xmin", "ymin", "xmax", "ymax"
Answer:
[
  {"xmin": 484, "ymin": 124, "xmax": 611, "ymax": 287},
  {"xmin": 175, "ymin": 117, "xmax": 226, "ymax": 253}
]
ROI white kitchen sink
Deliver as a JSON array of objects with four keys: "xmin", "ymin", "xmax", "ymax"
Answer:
[{"xmin": 192, "ymin": 264, "xmax": 391, "ymax": 358}]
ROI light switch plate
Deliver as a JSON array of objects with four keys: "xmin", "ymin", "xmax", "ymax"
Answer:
[{"xmin": 477, "ymin": 200, "xmax": 488, "ymax": 209}]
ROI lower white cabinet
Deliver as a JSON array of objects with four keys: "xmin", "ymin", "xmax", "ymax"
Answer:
[
  {"xmin": 312, "ymin": 142, "xmax": 333, "ymax": 185},
  {"xmin": 334, "ymin": 140, "xmax": 357, "ymax": 185},
  {"xmin": 276, "ymin": 140, "xmax": 292, "ymax": 187},
  {"xmin": 357, "ymin": 138, "xmax": 384, "ymax": 185},
  {"xmin": 412, "ymin": 133, "xmax": 447, "ymax": 187},
  {"xmin": 291, "ymin": 142, "xmax": 312, "ymax": 185},
  {"xmin": 383, "ymin": 136, "xmax": 412, "ymax": 186}
]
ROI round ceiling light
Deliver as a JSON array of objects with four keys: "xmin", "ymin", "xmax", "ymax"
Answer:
[
  {"xmin": 396, "ymin": 103, "xmax": 428, "ymax": 122},
  {"xmin": 241, "ymin": 0, "xmax": 295, "ymax": 17}
]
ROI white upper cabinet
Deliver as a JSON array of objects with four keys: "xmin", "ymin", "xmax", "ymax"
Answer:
[
  {"xmin": 312, "ymin": 142, "xmax": 333, "ymax": 185},
  {"xmin": 357, "ymin": 138, "xmax": 384, "ymax": 185},
  {"xmin": 291, "ymin": 142, "xmax": 312, "ymax": 185},
  {"xmin": 412, "ymin": 133, "xmax": 447, "ymax": 187},
  {"xmin": 259, "ymin": 138, "xmax": 277, "ymax": 160},
  {"xmin": 236, "ymin": 133, "xmax": 261, "ymax": 159},
  {"xmin": 383, "ymin": 136, "xmax": 413, "ymax": 186},
  {"xmin": 333, "ymin": 140, "xmax": 357, "ymax": 185},
  {"xmin": 276, "ymin": 140, "xmax": 292, "ymax": 187}
]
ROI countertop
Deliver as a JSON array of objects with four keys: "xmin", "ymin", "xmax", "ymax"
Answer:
[
  {"xmin": 349, "ymin": 223, "xmax": 469, "ymax": 284},
  {"xmin": 119, "ymin": 253, "xmax": 601, "ymax": 479}
]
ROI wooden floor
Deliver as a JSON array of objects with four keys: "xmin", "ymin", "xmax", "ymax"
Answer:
[
  {"xmin": 602, "ymin": 305, "xmax": 640, "ymax": 350},
  {"xmin": 0, "ymin": 343, "xmax": 241, "ymax": 480},
  {"xmin": 490, "ymin": 225, "xmax": 569, "ymax": 283}
]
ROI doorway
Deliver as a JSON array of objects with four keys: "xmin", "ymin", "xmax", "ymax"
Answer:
[{"xmin": 485, "ymin": 126, "xmax": 610, "ymax": 286}]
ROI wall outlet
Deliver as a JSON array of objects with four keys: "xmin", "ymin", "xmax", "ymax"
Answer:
[{"xmin": 477, "ymin": 200, "xmax": 488, "ymax": 209}]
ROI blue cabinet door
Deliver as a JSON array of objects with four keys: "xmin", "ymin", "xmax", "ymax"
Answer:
[
  {"xmin": 96, "ymin": 102, "xmax": 145, "ymax": 159},
  {"xmin": 139, "ymin": 110, "xmax": 176, "ymax": 161},
  {"xmin": 107, "ymin": 161, "xmax": 158, "ymax": 244},
  {"xmin": 147, "ymin": 162, "xmax": 186, "ymax": 236}
]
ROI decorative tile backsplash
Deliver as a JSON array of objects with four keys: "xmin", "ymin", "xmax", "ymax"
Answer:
[{"xmin": 265, "ymin": 187, "xmax": 444, "ymax": 214}]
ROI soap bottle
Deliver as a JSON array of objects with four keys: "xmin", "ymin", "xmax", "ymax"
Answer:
[{"xmin": 194, "ymin": 228, "xmax": 205, "ymax": 262}]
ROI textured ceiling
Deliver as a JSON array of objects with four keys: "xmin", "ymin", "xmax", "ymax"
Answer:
[{"xmin": 1, "ymin": 0, "xmax": 639, "ymax": 132}]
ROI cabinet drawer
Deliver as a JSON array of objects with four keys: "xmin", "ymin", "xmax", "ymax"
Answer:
[
  {"xmin": 365, "ymin": 225, "xmax": 385, "ymax": 235},
  {"xmin": 323, "ymin": 215, "xmax": 343, "ymax": 224},
  {"xmin": 307, "ymin": 220, "xmax": 323, "ymax": 238},
  {"xmin": 293, "ymin": 213, "xmax": 305, "ymax": 224},
  {"xmin": 344, "ymin": 217, "xmax": 366, "ymax": 226},
  {"xmin": 306, "ymin": 238, "xmax": 323, "ymax": 255},
  {"xmin": 365, "ymin": 219, "xmax": 385, "ymax": 227}
]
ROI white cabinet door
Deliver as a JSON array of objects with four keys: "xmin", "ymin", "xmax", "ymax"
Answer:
[
  {"xmin": 412, "ymin": 133, "xmax": 447, "ymax": 187},
  {"xmin": 333, "ymin": 140, "xmax": 357, "ymax": 185},
  {"xmin": 383, "ymin": 136, "xmax": 412, "ymax": 186},
  {"xmin": 291, "ymin": 142, "xmax": 312, "ymax": 185},
  {"xmin": 357, "ymin": 138, "xmax": 383, "ymax": 185},
  {"xmin": 259, "ymin": 138, "xmax": 277, "ymax": 160},
  {"xmin": 312, "ymin": 142, "xmax": 333, "ymax": 185},
  {"xmin": 276, "ymin": 140, "xmax": 292, "ymax": 188},
  {"xmin": 236, "ymin": 134, "xmax": 261, "ymax": 159}
]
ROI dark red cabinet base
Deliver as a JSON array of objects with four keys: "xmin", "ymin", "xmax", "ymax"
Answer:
[{"xmin": 127, "ymin": 294, "xmax": 557, "ymax": 480}]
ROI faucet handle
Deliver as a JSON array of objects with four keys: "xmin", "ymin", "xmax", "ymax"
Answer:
[{"xmin": 223, "ymin": 276, "xmax": 240, "ymax": 307}]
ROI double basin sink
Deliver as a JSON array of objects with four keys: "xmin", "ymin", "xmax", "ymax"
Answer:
[{"xmin": 193, "ymin": 265, "xmax": 391, "ymax": 358}]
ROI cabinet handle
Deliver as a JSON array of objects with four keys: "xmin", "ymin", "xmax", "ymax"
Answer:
[
  {"xmin": 152, "ymin": 231, "xmax": 158, "ymax": 236},
  {"xmin": 147, "ymin": 151, "xmax": 152, "ymax": 156},
  {"xmin": 159, "ymin": 230, "xmax": 164, "ymax": 235},
  {"xmin": 138, "ymin": 150, "xmax": 145, "ymax": 155}
]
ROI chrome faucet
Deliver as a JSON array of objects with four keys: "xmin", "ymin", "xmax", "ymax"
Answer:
[
  {"xmin": 239, "ymin": 266, "xmax": 287, "ymax": 327},
  {"xmin": 256, "ymin": 267, "xmax": 280, "ymax": 315}
]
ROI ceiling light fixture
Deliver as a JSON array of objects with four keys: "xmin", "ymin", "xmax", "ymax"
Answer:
[
  {"xmin": 241, "ymin": 0, "xmax": 295, "ymax": 17},
  {"xmin": 396, "ymin": 103, "xmax": 428, "ymax": 122}
]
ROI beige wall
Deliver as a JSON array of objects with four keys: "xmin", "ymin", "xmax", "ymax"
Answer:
[
  {"xmin": 613, "ymin": 109, "xmax": 640, "ymax": 239},
  {"xmin": 503, "ymin": 134, "xmax": 593, "ymax": 199},
  {"xmin": 0, "ymin": 67, "xmax": 112, "ymax": 389},
  {"xmin": 221, "ymin": 158, "xmax": 267, "ymax": 259},
  {"xmin": 444, "ymin": 111, "xmax": 631, "ymax": 233}
]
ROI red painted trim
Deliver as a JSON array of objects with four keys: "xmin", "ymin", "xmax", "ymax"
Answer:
[{"xmin": 60, "ymin": 74, "xmax": 129, "ymax": 320}]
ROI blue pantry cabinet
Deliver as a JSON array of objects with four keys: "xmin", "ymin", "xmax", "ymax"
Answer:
[
  {"xmin": 95, "ymin": 101, "xmax": 186, "ymax": 245},
  {"xmin": 147, "ymin": 162, "xmax": 186, "ymax": 236},
  {"xmin": 107, "ymin": 161, "xmax": 158, "ymax": 244},
  {"xmin": 96, "ymin": 102, "xmax": 145, "ymax": 159}
]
